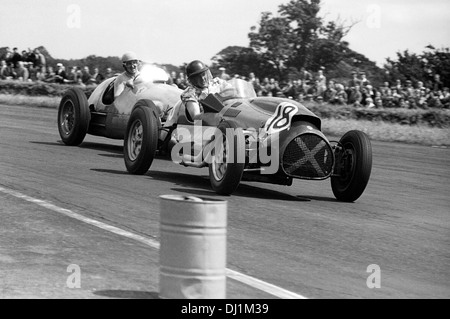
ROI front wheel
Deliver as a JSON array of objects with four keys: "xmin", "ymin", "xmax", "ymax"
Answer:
[
  {"xmin": 331, "ymin": 130, "xmax": 372, "ymax": 202},
  {"xmin": 208, "ymin": 121, "xmax": 246, "ymax": 195},
  {"xmin": 57, "ymin": 88, "xmax": 90, "ymax": 146},
  {"xmin": 124, "ymin": 102, "xmax": 159, "ymax": 175}
]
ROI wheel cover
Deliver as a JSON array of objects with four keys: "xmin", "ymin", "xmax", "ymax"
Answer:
[
  {"xmin": 211, "ymin": 135, "xmax": 229, "ymax": 182},
  {"xmin": 127, "ymin": 120, "xmax": 144, "ymax": 161},
  {"xmin": 60, "ymin": 99, "xmax": 75, "ymax": 135}
]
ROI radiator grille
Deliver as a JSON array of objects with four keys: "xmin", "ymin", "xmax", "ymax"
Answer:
[{"xmin": 282, "ymin": 133, "xmax": 333, "ymax": 179}]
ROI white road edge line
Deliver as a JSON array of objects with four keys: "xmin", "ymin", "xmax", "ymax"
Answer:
[{"xmin": 0, "ymin": 186, "xmax": 308, "ymax": 299}]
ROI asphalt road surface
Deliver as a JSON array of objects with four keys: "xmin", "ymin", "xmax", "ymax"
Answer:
[{"xmin": 0, "ymin": 104, "xmax": 449, "ymax": 299}]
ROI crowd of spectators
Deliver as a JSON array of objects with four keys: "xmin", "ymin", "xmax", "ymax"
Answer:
[
  {"xmin": 0, "ymin": 47, "xmax": 114, "ymax": 88},
  {"xmin": 202, "ymin": 67, "xmax": 450, "ymax": 110},
  {"xmin": 2, "ymin": 47, "xmax": 449, "ymax": 109}
]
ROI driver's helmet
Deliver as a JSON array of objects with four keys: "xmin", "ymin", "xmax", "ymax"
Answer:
[
  {"xmin": 186, "ymin": 60, "xmax": 212, "ymax": 89},
  {"xmin": 121, "ymin": 51, "xmax": 140, "ymax": 74}
]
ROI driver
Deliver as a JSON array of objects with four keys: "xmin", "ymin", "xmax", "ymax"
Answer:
[
  {"xmin": 181, "ymin": 60, "xmax": 228, "ymax": 121},
  {"xmin": 159, "ymin": 60, "xmax": 228, "ymax": 148},
  {"xmin": 114, "ymin": 51, "xmax": 141, "ymax": 99}
]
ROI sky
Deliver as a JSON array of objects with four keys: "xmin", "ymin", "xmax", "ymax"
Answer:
[{"xmin": 1, "ymin": 0, "xmax": 449, "ymax": 67}]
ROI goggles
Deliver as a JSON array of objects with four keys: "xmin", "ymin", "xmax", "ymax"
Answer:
[{"xmin": 124, "ymin": 60, "xmax": 139, "ymax": 67}]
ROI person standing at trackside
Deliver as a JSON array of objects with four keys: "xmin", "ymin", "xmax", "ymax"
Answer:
[{"xmin": 114, "ymin": 51, "xmax": 141, "ymax": 99}]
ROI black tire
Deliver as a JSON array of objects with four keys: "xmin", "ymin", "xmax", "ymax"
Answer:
[
  {"xmin": 57, "ymin": 88, "xmax": 90, "ymax": 146},
  {"xmin": 208, "ymin": 121, "xmax": 245, "ymax": 195},
  {"xmin": 124, "ymin": 101, "xmax": 159, "ymax": 175},
  {"xmin": 331, "ymin": 130, "xmax": 372, "ymax": 202}
]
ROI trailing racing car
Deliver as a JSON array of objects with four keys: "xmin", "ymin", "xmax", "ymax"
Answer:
[{"xmin": 58, "ymin": 72, "xmax": 372, "ymax": 202}]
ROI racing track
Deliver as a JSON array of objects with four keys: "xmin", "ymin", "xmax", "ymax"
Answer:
[{"xmin": 0, "ymin": 103, "xmax": 449, "ymax": 299}]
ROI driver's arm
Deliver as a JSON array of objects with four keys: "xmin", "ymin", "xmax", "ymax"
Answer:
[{"xmin": 185, "ymin": 100, "xmax": 202, "ymax": 121}]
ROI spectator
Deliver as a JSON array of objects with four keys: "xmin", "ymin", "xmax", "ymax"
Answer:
[
  {"xmin": 253, "ymin": 77, "xmax": 264, "ymax": 96},
  {"xmin": 248, "ymin": 72, "xmax": 256, "ymax": 82},
  {"xmin": 54, "ymin": 63, "xmax": 67, "ymax": 84},
  {"xmin": 0, "ymin": 60, "xmax": 12, "ymax": 80},
  {"xmin": 359, "ymin": 72, "xmax": 370, "ymax": 87},
  {"xmin": 169, "ymin": 71, "xmax": 177, "ymax": 85},
  {"xmin": 11, "ymin": 47, "xmax": 22, "ymax": 69},
  {"xmin": 331, "ymin": 84, "xmax": 347, "ymax": 105},
  {"xmin": 44, "ymin": 66, "xmax": 55, "ymax": 82},
  {"xmin": 15, "ymin": 61, "xmax": 29, "ymax": 81},
  {"xmin": 365, "ymin": 97, "xmax": 375, "ymax": 108},
  {"xmin": 374, "ymin": 97, "xmax": 383, "ymax": 108},
  {"xmin": 65, "ymin": 66, "xmax": 78, "ymax": 84},
  {"xmin": 75, "ymin": 77, "xmax": 86, "ymax": 89},
  {"xmin": 281, "ymin": 80, "xmax": 299, "ymax": 99},
  {"xmin": 404, "ymin": 80, "xmax": 414, "ymax": 97},
  {"xmin": 439, "ymin": 87, "xmax": 450, "ymax": 108},
  {"xmin": 348, "ymin": 71, "xmax": 359, "ymax": 89},
  {"xmin": 379, "ymin": 82, "xmax": 391, "ymax": 97},
  {"xmin": 105, "ymin": 67, "xmax": 114, "ymax": 79},
  {"xmin": 299, "ymin": 67, "xmax": 313, "ymax": 93},
  {"xmin": 348, "ymin": 85, "xmax": 363, "ymax": 106},
  {"xmin": 415, "ymin": 89, "xmax": 428, "ymax": 109},
  {"xmin": 323, "ymin": 80, "xmax": 336, "ymax": 102},
  {"xmin": 316, "ymin": 69, "xmax": 327, "ymax": 98},
  {"xmin": 336, "ymin": 84, "xmax": 348, "ymax": 105},
  {"xmin": 393, "ymin": 79, "xmax": 402, "ymax": 92},
  {"xmin": 1, "ymin": 47, "xmax": 13, "ymax": 63},
  {"xmin": 91, "ymin": 67, "xmax": 104, "ymax": 84},
  {"xmin": 306, "ymin": 80, "xmax": 318, "ymax": 97},
  {"xmin": 432, "ymin": 74, "xmax": 444, "ymax": 91},
  {"xmin": 175, "ymin": 72, "xmax": 188, "ymax": 89},
  {"xmin": 265, "ymin": 78, "xmax": 281, "ymax": 97},
  {"xmin": 81, "ymin": 66, "xmax": 92, "ymax": 84},
  {"xmin": 33, "ymin": 49, "xmax": 46, "ymax": 81},
  {"xmin": 260, "ymin": 77, "xmax": 270, "ymax": 96}
]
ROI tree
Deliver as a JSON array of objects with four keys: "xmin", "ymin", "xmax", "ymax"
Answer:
[
  {"xmin": 244, "ymin": 0, "xmax": 358, "ymax": 80},
  {"xmin": 384, "ymin": 46, "xmax": 450, "ymax": 88},
  {"xmin": 211, "ymin": 46, "xmax": 278, "ymax": 79},
  {"xmin": 248, "ymin": 12, "xmax": 293, "ymax": 79},
  {"xmin": 278, "ymin": 0, "xmax": 322, "ymax": 70}
]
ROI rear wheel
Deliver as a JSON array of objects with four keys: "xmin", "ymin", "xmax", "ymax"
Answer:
[
  {"xmin": 331, "ymin": 130, "xmax": 372, "ymax": 202},
  {"xmin": 209, "ymin": 121, "xmax": 245, "ymax": 195},
  {"xmin": 124, "ymin": 101, "xmax": 159, "ymax": 174},
  {"xmin": 58, "ymin": 88, "xmax": 90, "ymax": 146}
]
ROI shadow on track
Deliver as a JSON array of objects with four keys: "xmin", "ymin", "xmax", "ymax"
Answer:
[
  {"xmin": 30, "ymin": 140, "xmax": 123, "ymax": 157},
  {"xmin": 148, "ymin": 171, "xmax": 310, "ymax": 202}
]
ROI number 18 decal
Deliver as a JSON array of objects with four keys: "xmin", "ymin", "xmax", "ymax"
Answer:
[{"xmin": 264, "ymin": 102, "xmax": 298, "ymax": 135}]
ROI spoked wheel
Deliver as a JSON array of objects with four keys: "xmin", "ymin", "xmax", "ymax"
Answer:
[
  {"xmin": 57, "ymin": 88, "xmax": 90, "ymax": 146},
  {"xmin": 331, "ymin": 130, "xmax": 372, "ymax": 202},
  {"xmin": 124, "ymin": 101, "xmax": 159, "ymax": 175},
  {"xmin": 209, "ymin": 120, "xmax": 245, "ymax": 195}
]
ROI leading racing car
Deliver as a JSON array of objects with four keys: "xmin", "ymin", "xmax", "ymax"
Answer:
[{"xmin": 57, "ymin": 67, "xmax": 372, "ymax": 201}]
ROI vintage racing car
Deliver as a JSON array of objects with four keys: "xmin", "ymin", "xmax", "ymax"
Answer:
[{"xmin": 57, "ymin": 69, "xmax": 372, "ymax": 202}]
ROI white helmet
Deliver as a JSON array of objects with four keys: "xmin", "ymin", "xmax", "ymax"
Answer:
[{"xmin": 121, "ymin": 51, "xmax": 139, "ymax": 63}]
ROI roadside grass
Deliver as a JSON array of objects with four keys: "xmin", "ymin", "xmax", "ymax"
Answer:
[
  {"xmin": 1, "ymin": 94, "xmax": 449, "ymax": 147},
  {"xmin": 322, "ymin": 118, "xmax": 449, "ymax": 147}
]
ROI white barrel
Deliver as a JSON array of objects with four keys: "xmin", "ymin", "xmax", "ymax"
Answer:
[{"xmin": 159, "ymin": 195, "xmax": 227, "ymax": 299}]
